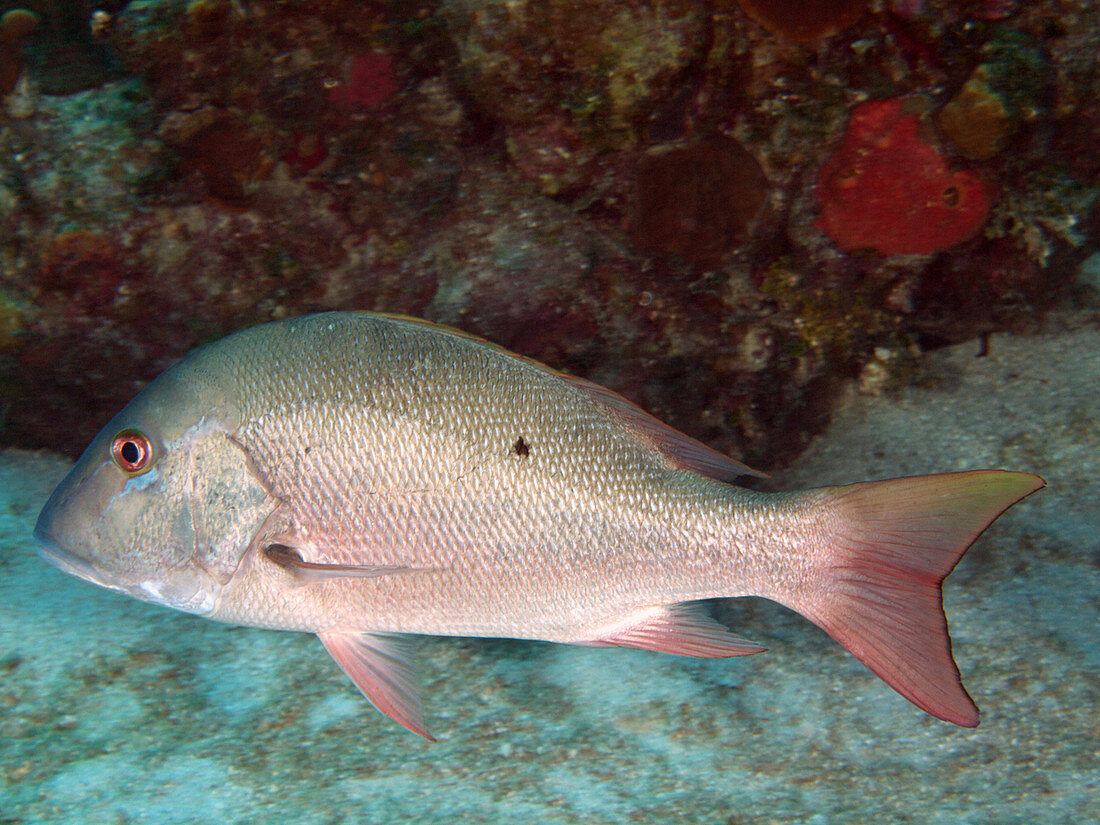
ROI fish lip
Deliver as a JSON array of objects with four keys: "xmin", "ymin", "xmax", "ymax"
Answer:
[
  {"xmin": 34, "ymin": 521, "xmax": 221, "ymax": 614},
  {"xmin": 33, "ymin": 519, "xmax": 131, "ymax": 595}
]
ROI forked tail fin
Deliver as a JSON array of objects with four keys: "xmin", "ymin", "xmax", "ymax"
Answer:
[{"xmin": 791, "ymin": 470, "xmax": 1044, "ymax": 726}]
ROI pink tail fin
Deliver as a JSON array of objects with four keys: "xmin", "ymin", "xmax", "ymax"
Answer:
[{"xmin": 794, "ymin": 470, "xmax": 1044, "ymax": 726}]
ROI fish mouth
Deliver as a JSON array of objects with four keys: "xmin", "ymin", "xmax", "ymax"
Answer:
[
  {"xmin": 33, "ymin": 461, "xmax": 124, "ymax": 589},
  {"xmin": 34, "ymin": 518, "xmax": 220, "ymax": 615},
  {"xmin": 33, "ymin": 519, "xmax": 133, "ymax": 596}
]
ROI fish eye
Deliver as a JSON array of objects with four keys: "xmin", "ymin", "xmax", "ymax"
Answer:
[{"xmin": 111, "ymin": 429, "xmax": 154, "ymax": 474}]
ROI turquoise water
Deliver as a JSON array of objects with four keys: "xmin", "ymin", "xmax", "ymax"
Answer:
[
  {"xmin": 3, "ymin": 2, "xmax": 1099, "ymax": 820},
  {"xmin": 4, "ymin": 327, "xmax": 1097, "ymax": 824}
]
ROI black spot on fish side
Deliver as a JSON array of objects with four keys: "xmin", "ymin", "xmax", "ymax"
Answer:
[{"xmin": 513, "ymin": 437, "xmax": 530, "ymax": 457}]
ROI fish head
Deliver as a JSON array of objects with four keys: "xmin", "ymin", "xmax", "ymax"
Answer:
[{"xmin": 34, "ymin": 354, "xmax": 277, "ymax": 616}]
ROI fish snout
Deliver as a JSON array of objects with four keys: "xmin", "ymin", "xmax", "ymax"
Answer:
[
  {"xmin": 34, "ymin": 474, "xmax": 88, "ymax": 571},
  {"xmin": 35, "ymin": 499, "xmax": 221, "ymax": 614},
  {"xmin": 34, "ymin": 503, "xmax": 85, "ymax": 575},
  {"xmin": 34, "ymin": 495, "xmax": 134, "ymax": 596}
]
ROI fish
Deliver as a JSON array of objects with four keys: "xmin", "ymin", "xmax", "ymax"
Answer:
[{"xmin": 34, "ymin": 311, "xmax": 1044, "ymax": 739}]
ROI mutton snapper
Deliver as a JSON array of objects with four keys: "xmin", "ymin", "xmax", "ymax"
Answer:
[{"xmin": 34, "ymin": 312, "xmax": 1043, "ymax": 738}]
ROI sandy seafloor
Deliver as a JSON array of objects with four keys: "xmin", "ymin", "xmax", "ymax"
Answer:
[{"xmin": 2, "ymin": 318, "xmax": 1097, "ymax": 825}]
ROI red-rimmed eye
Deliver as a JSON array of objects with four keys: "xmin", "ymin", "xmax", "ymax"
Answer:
[{"xmin": 111, "ymin": 429, "xmax": 153, "ymax": 473}]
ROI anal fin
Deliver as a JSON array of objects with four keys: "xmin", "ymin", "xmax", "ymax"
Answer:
[
  {"xmin": 318, "ymin": 630, "xmax": 435, "ymax": 741},
  {"xmin": 589, "ymin": 602, "xmax": 766, "ymax": 658}
]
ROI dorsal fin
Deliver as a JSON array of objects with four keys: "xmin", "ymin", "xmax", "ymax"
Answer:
[{"xmin": 562, "ymin": 373, "xmax": 767, "ymax": 481}]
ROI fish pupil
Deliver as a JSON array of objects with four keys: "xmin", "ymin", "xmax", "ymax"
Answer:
[{"xmin": 120, "ymin": 441, "xmax": 140, "ymax": 465}]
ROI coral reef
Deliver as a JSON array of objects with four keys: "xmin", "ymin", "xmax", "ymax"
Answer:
[
  {"xmin": 328, "ymin": 52, "xmax": 398, "ymax": 110},
  {"xmin": 0, "ymin": 7, "xmax": 37, "ymax": 96},
  {"xmin": 632, "ymin": 136, "xmax": 768, "ymax": 268},
  {"xmin": 9, "ymin": 0, "xmax": 118, "ymax": 94},
  {"xmin": 441, "ymin": 0, "xmax": 706, "ymax": 138},
  {"xmin": 938, "ymin": 74, "xmax": 1011, "ymax": 160},
  {"xmin": 731, "ymin": 0, "xmax": 870, "ymax": 44},
  {"xmin": 816, "ymin": 98, "xmax": 991, "ymax": 255},
  {"xmin": 0, "ymin": 0, "xmax": 1095, "ymax": 467},
  {"xmin": 939, "ymin": 29, "xmax": 1046, "ymax": 159}
]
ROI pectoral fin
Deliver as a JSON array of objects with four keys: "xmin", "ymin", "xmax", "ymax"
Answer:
[
  {"xmin": 587, "ymin": 602, "xmax": 766, "ymax": 658},
  {"xmin": 264, "ymin": 543, "xmax": 428, "ymax": 584},
  {"xmin": 318, "ymin": 630, "xmax": 435, "ymax": 741}
]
